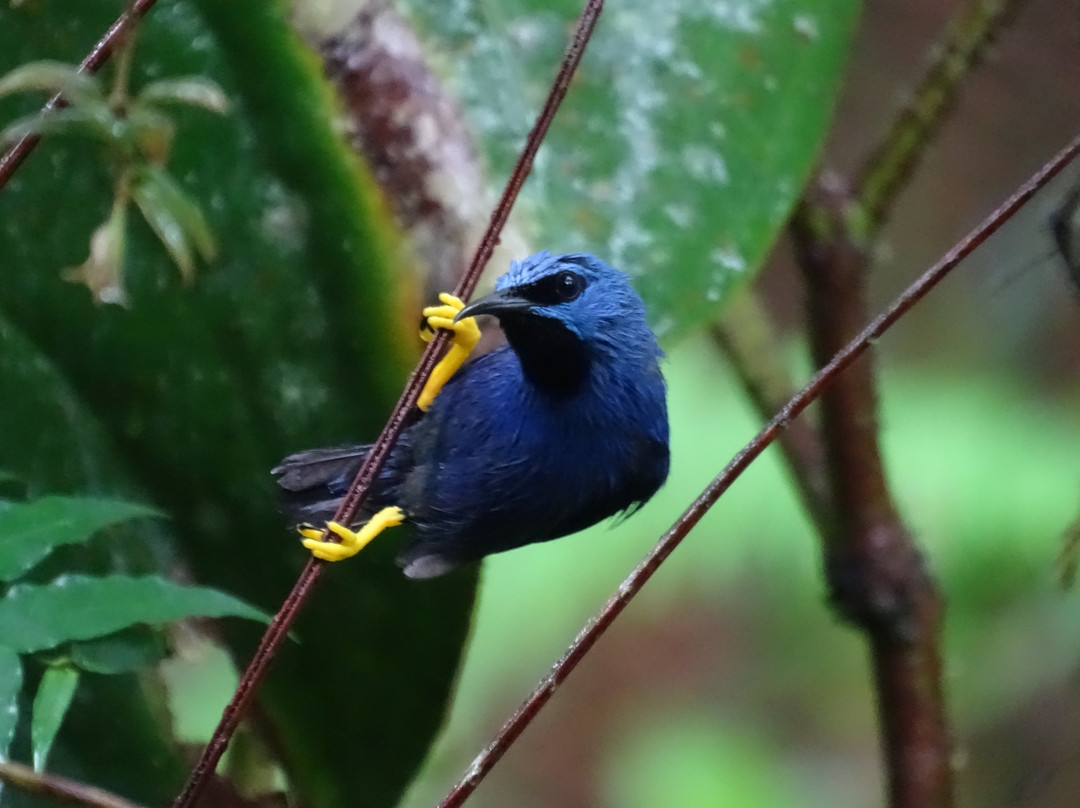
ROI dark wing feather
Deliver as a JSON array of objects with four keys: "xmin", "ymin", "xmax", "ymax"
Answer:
[
  {"xmin": 272, "ymin": 436, "xmax": 412, "ymax": 525},
  {"xmin": 272, "ymin": 444, "xmax": 372, "ymax": 523},
  {"xmin": 272, "ymin": 444, "xmax": 369, "ymax": 492}
]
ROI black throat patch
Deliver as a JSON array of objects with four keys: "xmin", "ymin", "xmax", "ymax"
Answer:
[{"xmin": 500, "ymin": 314, "xmax": 590, "ymax": 395}]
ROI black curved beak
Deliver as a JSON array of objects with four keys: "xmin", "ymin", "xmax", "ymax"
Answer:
[{"xmin": 454, "ymin": 287, "xmax": 533, "ymax": 322}]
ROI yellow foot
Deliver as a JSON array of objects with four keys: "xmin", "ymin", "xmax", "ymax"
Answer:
[
  {"xmin": 417, "ymin": 293, "xmax": 481, "ymax": 412},
  {"xmin": 299, "ymin": 506, "xmax": 405, "ymax": 562}
]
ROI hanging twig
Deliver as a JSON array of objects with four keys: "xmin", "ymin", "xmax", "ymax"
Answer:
[
  {"xmin": 0, "ymin": 0, "xmax": 158, "ymax": 190},
  {"xmin": 855, "ymin": 0, "xmax": 1031, "ymax": 232},
  {"xmin": 435, "ymin": 131, "xmax": 1080, "ymax": 808},
  {"xmin": 170, "ymin": 2, "xmax": 605, "ymax": 807}
]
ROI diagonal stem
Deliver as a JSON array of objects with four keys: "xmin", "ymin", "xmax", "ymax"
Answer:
[
  {"xmin": 170, "ymin": 2, "xmax": 605, "ymax": 807},
  {"xmin": 435, "ymin": 131, "xmax": 1080, "ymax": 808},
  {"xmin": 0, "ymin": 0, "xmax": 159, "ymax": 190}
]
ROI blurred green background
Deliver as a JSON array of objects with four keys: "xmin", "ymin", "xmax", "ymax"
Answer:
[{"xmin": 2, "ymin": 1, "xmax": 1080, "ymax": 807}]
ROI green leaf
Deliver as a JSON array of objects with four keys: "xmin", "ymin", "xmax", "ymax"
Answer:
[
  {"xmin": 0, "ymin": 60, "xmax": 103, "ymax": 105},
  {"xmin": 0, "ymin": 1, "xmax": 478, "ymax": 805},
  {"xmin": 69, "ymin": 625, "xmax": 167, "ymax": 674},
  {"xmin": 0, "ymin": 647, "xmax": 21, "ymax": 762},
  {"xmin": 31, "ymin": 664, "xmax": 80, "ymax": 772},
  {"xmin": 0, "ymin": 496, "xmax": 163, "ymax": 582},
  {"xmin": 138, "ymin": 76, "xmax": 230, "ymax": 114},
  {"xmin": 0, "ymin": 575, "xmax": 269, "ymax": 653},
  {"xmin": 404, "ymin": 0, "xmax": 860, "ymax": 340},
  {"xmin": 0, "ymin": 104, "xmax": 119, "ymax": 149},
  {"xmin": 131, "ymin": 164, "xmax": 217, "ymax": 281}
]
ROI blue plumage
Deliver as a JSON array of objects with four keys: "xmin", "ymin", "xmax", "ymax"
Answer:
[{"xmin": 273, "ymin": 251, "xmax": 669, "ymax": 578}]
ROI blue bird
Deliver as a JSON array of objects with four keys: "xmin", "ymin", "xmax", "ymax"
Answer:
[{"xmin": 272, "ymin": 251, "xmax": 669, "ymax": 578}]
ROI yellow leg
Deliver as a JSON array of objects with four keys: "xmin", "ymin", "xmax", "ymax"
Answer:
[
  {"xmin": 298, "ymin": 506, "xmax": 405, "ymax": 562},
  {"xmin": 417, "ymin": 293, "xmax": 481, "ymax": 412}
]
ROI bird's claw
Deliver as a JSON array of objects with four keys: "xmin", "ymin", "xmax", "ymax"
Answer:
[
  {"xmin": 420, "ymin": 293, "xmax": 480, "ymax": 345},
  {"xmin": 299, "ymin": 506, "xmax": 405, "ymax": 562},
  {"xmin": 417, "ymin": 293, "xmax": 480, "ymax": 412}
]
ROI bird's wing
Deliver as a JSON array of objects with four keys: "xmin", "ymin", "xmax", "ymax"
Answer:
[{"xmin": 271, "ymin": 444, "xmax": 369, "ymax": 492}]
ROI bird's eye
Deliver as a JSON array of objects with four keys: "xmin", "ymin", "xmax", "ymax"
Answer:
[
  {"xmin": 518, "ymin": 269, "xmax": 587, "ymax": 306},
  {"xmin": 554, "ymin": 271, "xmax": 585, "ymax": 302}
]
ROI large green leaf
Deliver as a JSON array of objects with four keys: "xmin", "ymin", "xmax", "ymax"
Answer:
[
  {"xmin": 0, "ymin": 2, "xmax": 477, "ymax": 806},
  {"xmin": 0, "ymin": 575, "xmax": 267, "ymax": 653},
  {"xmin": 401, "ymin": 0, "xmax": 859, "ymax": 340},
  {"xmin": 0, "ymin": 496, "xmax": 162, "ymax": 582}
]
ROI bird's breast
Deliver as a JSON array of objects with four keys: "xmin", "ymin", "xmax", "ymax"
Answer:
[{"xmin": 400, "ymin": 343, "xmax": 668, "ymax": 559}]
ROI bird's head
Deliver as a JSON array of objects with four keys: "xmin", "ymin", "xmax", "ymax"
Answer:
[
  {"xmin": 457, "ymin": 251, "xmax": 650, "ymax": 343},
  {"xmin": 456, "ymin": 251, "xmax": 659, "ymax": 393}
]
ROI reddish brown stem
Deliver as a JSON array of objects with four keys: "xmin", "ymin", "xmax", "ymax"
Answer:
[
  {"xmin": 170, "ymin": 2, "xmax": 605, "ymax": 807},
  {"xmin": 802, "ymin": 5, "xmax": 1032, "ymax": 801},
  {"xmin": 435, "ymin": 132, "xmax": 1080, "ymax": 808},
  {"xmin": 792, "ymin": 173, "xmax": 950, "ymax": 808},
  {"xmin": 0, "ymin": 0, "xmax": 158, "ymax": 190}
]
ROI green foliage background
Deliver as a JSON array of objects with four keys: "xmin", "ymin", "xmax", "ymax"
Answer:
[{"xmin": 2, "ymin": 1, "xmax": 1079, "ymax": 807}]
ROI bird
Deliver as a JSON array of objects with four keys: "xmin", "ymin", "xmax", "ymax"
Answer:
[{"xmin": 272, "ymin": 251, "xmax": 670, "ymax": 579}]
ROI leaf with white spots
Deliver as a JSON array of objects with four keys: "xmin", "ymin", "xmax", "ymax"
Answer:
[{"xmin": 403, "ymin": 0, "xmax": 860, "ymax": 340}]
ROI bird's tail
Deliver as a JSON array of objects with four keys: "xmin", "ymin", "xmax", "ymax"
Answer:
[{"xmin": 271, "ymin": 444, "xmax": 370, "ymax": 524}]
